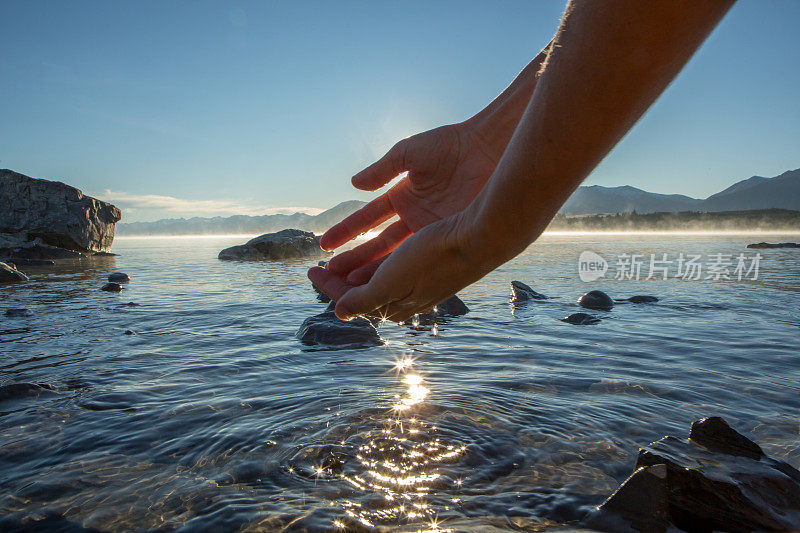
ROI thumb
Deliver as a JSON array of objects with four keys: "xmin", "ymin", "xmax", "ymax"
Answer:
[
  {"xmin": 351, "ymin": 139, "xmax": 410, "ymax": 191},
  {"xmin": 335, "ymin": 282, "xmax": 389, "ymax": 321}
]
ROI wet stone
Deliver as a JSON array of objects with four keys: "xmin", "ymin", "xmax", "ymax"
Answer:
[
  {"xmin": 578, "ymin": 290, "xmax": 614, "ymax": 310},
  {"xmin": 561, "ymin": 312, "xmax": 600, "ymax": 325},
  {"xmin": 101, "ymin": 282, "xmax": 122, "ymax": 292},
  {"xmin": 510, "ymin": 280, "xmax": 549, "ymax": 301},
  {"xmin": 108, "ymin": 272, "xmax": 130, "ymax": 283},
  {"xmin": 4, "ymin": 308, "xmax": 33, "ymax": 317}
]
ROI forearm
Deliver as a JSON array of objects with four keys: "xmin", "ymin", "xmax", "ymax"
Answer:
[
  {"xmin": 465, "ymin": 0, "xmax": 733, "ymax": 261},
  {"xmin": 463, "ymin": 43, "xmax": 552, "ymax": 159}
]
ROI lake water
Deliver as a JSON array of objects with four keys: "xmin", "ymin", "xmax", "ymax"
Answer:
[{"xmin": 1, "ymin": 233, "xmax": 799, "ymax": 532}]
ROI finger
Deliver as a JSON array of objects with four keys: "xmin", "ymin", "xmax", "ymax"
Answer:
[
  {"xmin": 307, "ymin": 266, "xmax": 354, "ymax": 303},
  {"xmin": 327, "ymin": 220, "xmax": 411, "ymax": 276},
  {"xmin": 351, "ymin": 140, "xmax": 409, "ymax": 191},
  {"xmin": 319, "ymin": 194, "xmax": 395, "ymax": 251},
  {"xmin": 346, "ymin": 256, "xmax": 388, "ymax": 286}
]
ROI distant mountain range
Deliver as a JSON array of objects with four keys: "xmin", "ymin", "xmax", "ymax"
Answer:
[
  {"xmin": 116, "ymin": 168, "xmax": 800, "ymax": 235},
  {"xmin": 560, "ymin": 168, "xmax": 800, "ymax": 215}
]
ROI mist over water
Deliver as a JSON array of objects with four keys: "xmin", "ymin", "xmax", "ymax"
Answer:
[{"xmin": 1, "ymin": 234, "xmax": 799, "ymax": 531}]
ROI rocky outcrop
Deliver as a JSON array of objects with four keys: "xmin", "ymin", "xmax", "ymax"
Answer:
[
  {"xmin": 0, "ymin": 261, "xmax": 28, "ymax": 283},
  {"xmin": 0, "ymin": 169, "xmax": 121, "ymax": 253},
  {"xmin": 589, "ymin": 417, "xmax": 800, "ymax": 532},
  {"xmin": 747, "ymin": 241, "xmax": 799, "ymax": 249},
  {"xmin": 219, "ymin": 229, "xmax": 328, "ymax": 261}
]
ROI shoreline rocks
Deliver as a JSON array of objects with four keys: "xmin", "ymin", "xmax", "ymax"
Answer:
[
  {"xmin": 747, "ymin": 241, "xmax": 799, "ymax": 249},
  {"xmin": 0, "ymin": 169, "xmax": 121, "ymax": 253},
  {"xmin": 589, "ymin": 417, "xmax": 800, "ymax": 531},
  {"xmin": 219, "ymin": 229, "xmax": 328, "ymax": 261}
]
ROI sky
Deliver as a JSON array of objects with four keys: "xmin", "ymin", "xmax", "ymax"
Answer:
[{"xmin": 1, "ymin": 1, "xmax": 798, "ymax": 222}]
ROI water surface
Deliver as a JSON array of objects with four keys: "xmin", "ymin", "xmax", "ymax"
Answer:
[{"xmin": 1, "ymin": 234, "xmax": 799, "ymax": 531}]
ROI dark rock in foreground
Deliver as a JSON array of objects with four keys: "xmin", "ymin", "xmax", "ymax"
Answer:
[
  {"xmin": 0, "ymin": 169, "xmax": 121, "ymax": 252},
  {"xmin": 747, "ymin": 241, "xmax": 799, "ymax": 249},
  {"xmin": 296, "ymin": 306, "xmax": 382, "ymax": 348},
  {"xmin": 219, "ymin": 229, "xmax": 328, "ymax": 261},
  {"xmin": 510, "ymin": 280, "xmax": 548, "ymax": 301},
  {"xmin": 578, "ymin": 290, "xmax": 614, "ymax": 310},
  {"xmin": 561, "ymin": 312, "xmax": 600, "ymax": 325},
  {"xmin": 0, "ymin": 261, "xmax": 28, "ymax": 282},
  {"xmin": 591, "ymin": 416, "xmax": 800, "ymax": 532},
  {"xmin": 4, "ymin": 308, "xmax": 33, "ymax": 317},
  {"xmin": 108, "ymin": 272, "xmax": 130, "ymax": 283},
  {"xmin": 101, "ymin": 282, "xmax": 122, "ymax": 292}
]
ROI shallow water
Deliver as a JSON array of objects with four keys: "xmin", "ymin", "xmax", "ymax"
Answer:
[{"xmin": 1, "ymin": 234, "xmax": 799, "ymax": 532}]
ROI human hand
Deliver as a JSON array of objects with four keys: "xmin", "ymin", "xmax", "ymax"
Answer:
[
  {"xmin": 319, "ymin": 122, "xmax": 501, "ymax": 285},
  {"xmin": 309, "ymin": 211, "xmax": 495, "ymax": 323}
]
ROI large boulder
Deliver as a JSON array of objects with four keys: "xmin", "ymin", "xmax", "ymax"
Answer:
[
  {"xmin": 591, "ymin": 417, "xmax": 800, "ymax": 531},
  {"xmin": 0, "ymin": 169, "xmax": 121, "ymax": 253},
  {"xmin": 219, "ymin": 229, "xmax": 327, "ymax": 261}
]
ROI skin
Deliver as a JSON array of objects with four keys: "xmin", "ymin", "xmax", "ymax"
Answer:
[{"xmin": 310, "ymin": 0, "xmax": 734, "ymax": 323}]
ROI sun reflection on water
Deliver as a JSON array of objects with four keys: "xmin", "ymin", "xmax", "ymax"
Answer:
[{"xmin": 333, "ymin": 353, "xmax": 465, "ymax": 531}]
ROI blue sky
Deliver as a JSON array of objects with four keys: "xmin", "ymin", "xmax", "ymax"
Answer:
[{"xmin": 1, "ymin": 1, "xmax": 798, "ymax": 222}]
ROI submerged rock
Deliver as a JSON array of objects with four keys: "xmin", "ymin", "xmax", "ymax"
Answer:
[
  {"xmin": 561, "ymin": 312, "xmax": 600, "ymax": 325},
  {"xmin": 3, "ymin": 257, "xmax": 55, "ymax": 267},
  {"xmin": 592, "ymin": 417, "xmax": 800, "ymax": 532},
  {"xmin": 108, "ymin": 272, "xmax": 130, "ymax": 283},
  {"xmin": 0, "ymin": 261, "xmax": 28, "ymax": 283},
  {"xmin": 219, "ymin": 229, "xmax": 327, "ymax": 261},
  {"xmin": 92, "ymin": 251, "xmax": 118, "ymax": 256},
  {"xmin": 4, "ymin": 308, "xmax": 33, "ymax": 317},
  {"xmin": 5, "ymin": 244, "xmax": 83, "ymax": 261},
  {"xmin": 510, "ymin": 280, "xmax": 548, "ymax": 301},
  {"xmin": 0, "ymin": 169, "xmax": 120, "ymax": 253},
  {"xmin": 296, "ymin": 306, "xmax": 382, "ymax": 348},
  {"xmin": 0, "ymin": 382, "xmax": 56, "ymax": 401},
  {"xmin": 623, "ymin": 295, "xmax": 659, "ymax": 303},
  {"xmin": 746, "ymin": 241, "xmax": 799, "ymax": 249},
  {"xmin": 101, "ymin": 282, "xmax": 122, "ymax": 292},
  {"xmin": 578, "ymin": 290, "xmax": 614, "ymax": 311}
]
